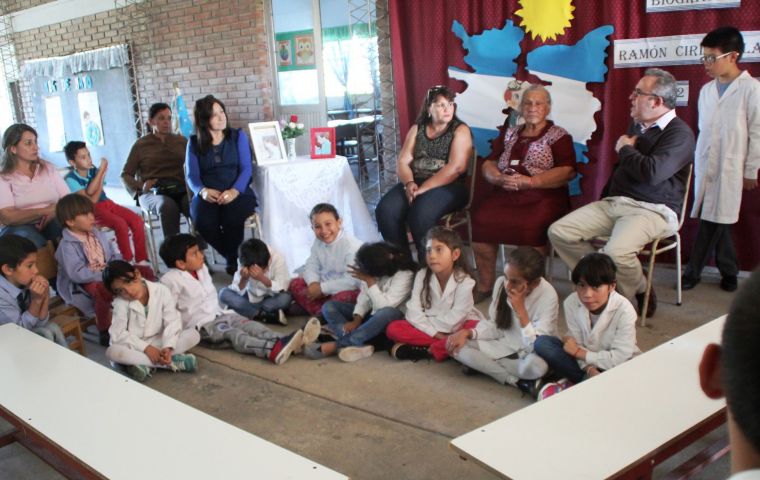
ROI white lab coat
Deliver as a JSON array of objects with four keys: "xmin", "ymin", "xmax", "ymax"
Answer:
[
  {"xmin": 226, "ymin": 247, "xmax": 291, "ymax": 303},
  {"xmin": 691, "ymin": 71, "xmax": 760, "ymax": 224},
  {"xmin": 404, "ymin": 270, "xmax": 484, "ymax": 337},
  {"xmin": 353, "ymin": 269, "xmax": 415, "ymax": 317},
  {"xmin": 109, "ymin": 280, "xmax": 182, "ymax": 352},
  {"xmin": 563, "ymin": 290, "xmax": 640, "ymax": 371},
  {"xmin": 161, "ymin": 265, "xmax": 224, "ymax": 330},
  {"xmin": 471, "ymin": 277, "xmax": 559, "ymax": 360}
]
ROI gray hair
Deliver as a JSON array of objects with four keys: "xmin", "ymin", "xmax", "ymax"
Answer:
[
  {"xmin": 521, "ymin": 84, "xmax": 552, "ymax": 106},
  {"xmin": 644, "ymin": 68, "xmax": 678, "ymax": 109}
]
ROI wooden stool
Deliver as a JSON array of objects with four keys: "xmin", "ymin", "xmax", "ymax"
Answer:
[{"xmin": 50, "ymin": 315, "xmax": 86, "ymax": 355}]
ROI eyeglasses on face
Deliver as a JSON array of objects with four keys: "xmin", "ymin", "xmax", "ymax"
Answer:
[
  {"xmin": 431, "ymin": 101, "xmax": 455, "ymax": 110},
  {"xmin": 631, "ymin": 88, "xmax": 659, "ymax": 99},
  {"xmin": 700, "ymin": 51, "xmax": 732, "ymax": 65}
]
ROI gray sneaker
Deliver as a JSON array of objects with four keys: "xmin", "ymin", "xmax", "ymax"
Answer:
[
  {"xmin": 126, "ymin": 364, "xmax": 152, "ymax": 382},
  {"xmin": 338, "ymin": 345, "xmax": 374, "ymax": 363}
]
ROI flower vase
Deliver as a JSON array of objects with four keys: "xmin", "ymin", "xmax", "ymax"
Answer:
[{"xmin": 286, "ymin": 138, "xmax": 297, "ymax": 160}]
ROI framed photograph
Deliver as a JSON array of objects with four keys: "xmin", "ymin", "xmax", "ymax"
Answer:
[
  {"xmin": 249, "ymin": 121, "xmax": 287, "ymax": 166},
  {"xmin": 294, "ymin": 34, "xmax": 315, "ymax": 66},
  {"xmin": 276, "ymin": 39, "xmax": 292, "ymax": 68},
  {"xmin": 310, "ymin": 127, "xmax": 336, "ymax": 159}
]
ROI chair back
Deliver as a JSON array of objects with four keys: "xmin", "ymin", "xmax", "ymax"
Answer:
[
  {"xmin": 461, "ymin": 149, "xmax": 478, "ymax": 210},
  {"xmin": 35, "ymin": 241, "xmax": 58, "ymax": 281},
  {"xmin": 675, "ymin": 163, "xmax": 694, "ymax": 231}
]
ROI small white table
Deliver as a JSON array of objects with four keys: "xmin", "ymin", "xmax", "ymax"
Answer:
[
  {"xmin": 0, "ymin": 323, "xmax": 348, "ymax": 480},
  {"xmin": 254, "ymin": 155, "xmax": 381, "ymax": 274},
  {"xmin": 450, "ymin": 317, "xmax": 728, "ymax": 480}
]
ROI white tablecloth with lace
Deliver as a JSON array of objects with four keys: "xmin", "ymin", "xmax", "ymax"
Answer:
[{"xmin": 254, "ymin": 155, "xmax": 381, "ymax": 275}]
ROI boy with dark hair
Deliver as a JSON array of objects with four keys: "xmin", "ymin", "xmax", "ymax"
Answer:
[
  {"xmin": 700, "ymin": 268, "xmax": 760, "ymax": 478},
  {"xmin": 159, "ymin": 233, "xmax": 319, "ymax": 365},
  {"xmin": 219, "ymin": 238, "xmax": 292, "ymax": 325},
  {"xmin": 534, "ymin": 253, "xmax": 639, "ymax": 400},
  {"xmin": 0, "ymin": 234, "xmax": 65, "ymax": 345},
  {"xmin": 63, "ymin": 141, "xmax": 150, "ymax": 266},
  {"xmin": 684, "ymin": 27, "xmax": 760, "ymax": 293},
  {"xmin": 55, "ymin": 193, "xmax": 121, "ymax": 346}
]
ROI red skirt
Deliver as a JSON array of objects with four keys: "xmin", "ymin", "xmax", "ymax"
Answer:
[{"xmin": 470, "ymin": 184, "xmax": 570, "ymax": 246}]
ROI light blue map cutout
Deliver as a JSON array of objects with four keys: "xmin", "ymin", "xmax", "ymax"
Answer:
[{"xmin": 448, "ymin": 22, "xmax": 614, "ymax": 196}]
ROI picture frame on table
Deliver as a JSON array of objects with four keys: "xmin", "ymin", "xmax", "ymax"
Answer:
[
  {"xmin": 249, "ymin": 121, "xmax": 287, "ymax": 166},
  {"xmin": 310, "ymin": 127, "xmax": 336, "ymax": 159}
]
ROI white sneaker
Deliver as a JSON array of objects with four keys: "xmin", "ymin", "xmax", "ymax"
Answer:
[
  {"xmin": 273, "ymin": 330, "xmax": 303, "ymax": 365},
  {"xmin": 277, "ymin": 309, "xmax": 288, "ymax": 325},
  {"xmin": 338, "ymin": 345, "xmax": 374, "ymax": 363},
  {"xmin": 296, "ymin": 317, "xmax": 321, "ymax": 354}
]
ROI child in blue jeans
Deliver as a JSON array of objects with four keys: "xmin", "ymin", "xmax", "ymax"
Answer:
[
  {"xmin": 219, "ymin": 238, "xmax": 292, "ymax": 325},
  {"xmin": 304, "ymin": 242, "xmax": 416, "ymax": 362},
  {"xmin": 0, "ymin": 234, "xmax": 65, "ymax": 345},
  {"xmin": 534, "ymin": 253, "xmax": 639, "ymax": 400}
]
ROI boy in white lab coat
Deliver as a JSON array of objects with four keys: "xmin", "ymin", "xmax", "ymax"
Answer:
[
  {"xmin": 684, "ymin": 27, "xmax": 760, "ymax": 293},
  {"xmin": 159, "ymin": 234, "xmax": 318, "ymax": 365}
]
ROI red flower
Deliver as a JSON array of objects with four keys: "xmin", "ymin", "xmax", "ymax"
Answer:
[{"xmin": 289, "ymin": 115, "xmax": 298, "ymax": 123}]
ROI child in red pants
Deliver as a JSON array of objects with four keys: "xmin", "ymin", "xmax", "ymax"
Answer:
[
  {"xmin": 288, "ymin": 203, "xmax": 362, "ymax": 316},
  {"xmin": 55, "ymin": 194, "xmax": 154, "ymax": 345},
  {"xmin": 387, "ymin": 227, "xmax": 483, "ymax": 361},
  {"xmin": 64, "ymin": 141, "xmax": 149, "ymax": 265}
]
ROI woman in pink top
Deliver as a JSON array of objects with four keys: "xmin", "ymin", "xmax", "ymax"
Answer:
[{"xmin": 0, "ymin": 124, "xmax": 70, "ymax": 247}]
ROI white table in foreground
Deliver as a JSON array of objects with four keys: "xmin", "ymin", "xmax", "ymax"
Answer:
[
  {"xmin": 0, "ymin": 324, "xmax": 348, "ymax": 480},
  {"xmin": 255, "ymin": 155, "xmax": 381, "ymax": 274},
  {"xmin": 450, "ymin": 317, "xmax": 727, "ymax": 480}
]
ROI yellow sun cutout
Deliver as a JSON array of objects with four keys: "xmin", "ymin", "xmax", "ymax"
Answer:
[{"xmin": 515, "ymin": 0, "xmax": 575, "ymax": 41}]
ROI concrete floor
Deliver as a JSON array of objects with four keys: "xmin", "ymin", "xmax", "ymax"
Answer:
[{"xmin": 0, "ymin": 261, "xmax": 737, "ymax": 479}]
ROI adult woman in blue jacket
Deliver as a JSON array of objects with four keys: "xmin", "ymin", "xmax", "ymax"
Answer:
[{"xmin": 186, "ymin": 95, "xmax": 257, "ymax": 275}]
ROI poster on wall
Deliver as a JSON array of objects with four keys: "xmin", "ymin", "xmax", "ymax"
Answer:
[
  {"xmin": 77, "ymin": 91, "xmax": 104, "ymax": 146},
  {"xmin": 44, "ymin": 96, "xmax": 66, "ymax": 152},
  {"xmin": 294, "ymin": 34, "xmax": 315, "ymax": 66},
  {"xmin": 277, "ymin": 40, "xmax": 292, "ymax": 67}
]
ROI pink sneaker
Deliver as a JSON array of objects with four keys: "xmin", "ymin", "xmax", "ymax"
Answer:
[{"xmin": 537, "ymin": 382, "xmax": 562, "ymax": 401}]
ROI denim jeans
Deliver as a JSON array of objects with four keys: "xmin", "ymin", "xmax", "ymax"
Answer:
[
  {"xmin": 321, "ymin": 301, "xmax": 404, "ymax": 348},
  {"xmin": 534, "ymin": 335, "xmax": 586, "ymax": 384},
  {"xmin": 0, "ymin": 220, "xmax": 63, "ymax": 248},
  {"xmin": 219, "ymin": 288, "xmax": 293, "ymax": 319},
  {"xmin": 375, "ymin": 181, "xmax": 468, "ymax": 260}
]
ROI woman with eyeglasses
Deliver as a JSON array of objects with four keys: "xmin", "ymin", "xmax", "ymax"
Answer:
[
  {"xmin": 186, "ymin": 95, "xmax": 258, "ymax": 275},
  {"xmin": 470, "ymin": 85, "xmax": 576, "ymax": 302},
  {"xmin": 375, "ymin": 85, "xmax": 472, "ymax": 262}
]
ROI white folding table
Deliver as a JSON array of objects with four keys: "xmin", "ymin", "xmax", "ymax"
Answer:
[{"xmin": 0, "ymin": 323, "xmax": 348, "ymax": 480}]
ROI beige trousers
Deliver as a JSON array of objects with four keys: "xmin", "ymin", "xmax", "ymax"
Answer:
[{"xmin": 548, "ymin": 198, "xmax": 673, "ymax": 298}]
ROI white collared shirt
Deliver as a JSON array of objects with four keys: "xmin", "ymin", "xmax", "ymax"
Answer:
[{"xmin": 639, "ymin": 108, "xmax": 676, "ymax": 133}]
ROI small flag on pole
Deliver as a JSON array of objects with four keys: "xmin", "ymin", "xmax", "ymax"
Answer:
[{"xmin": 171, "ymin": 82, "xmax": 194, "ymax": 138}]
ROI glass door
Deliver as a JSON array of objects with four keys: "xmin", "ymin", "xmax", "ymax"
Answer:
[{"xmin": 270, "ymin": 0, "xmax": 327, "ymax": 155}]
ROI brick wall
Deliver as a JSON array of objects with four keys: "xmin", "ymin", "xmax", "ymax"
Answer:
[{"xmin": 10, "ymin": 0, "xmax": 273, "ymax": 132}]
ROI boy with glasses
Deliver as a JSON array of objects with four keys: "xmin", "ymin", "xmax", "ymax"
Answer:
[{"xmin": 683, "ymin": 27, "xmax": 760, "ymax": 293}]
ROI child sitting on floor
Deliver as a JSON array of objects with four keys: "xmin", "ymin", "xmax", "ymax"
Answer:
[
  {"xmin": 55, "ymin": 194, "xmax": 148, "ymax": 346},
  {"xmin": 0, "ymin": 234, "xmax": 65, "ymax": 345},
  {"xmin": 534, "ymin": 252, "xmax": 640, "ymax": 400},
  {"xmin": 447, "ymin": 247, "xmax": 558, "ymax": 396},
  {"xmin": 219, "ymin": 238, "xmax": 292, "ymax": 325},
  {"xmin": 159, "ymin": 233, "xmax": 319, "ymax": 365},
  {"xmin": 304, "ymin": 242, "xmax": 416, "ymax": 362},
  {"xmin": 63, "ymin": 141, "xmax": 150, "ymax": 266},
  {"xmin": 387, "ymin": 227, "xmax": 484, "ymax": 362},
  {"xmin": 103, "ymin": 260, "xmax": 199, "ymax": 382},
  {"xmin": 289, "ymin": 203, "xmax": 362, "ymax": 317}
]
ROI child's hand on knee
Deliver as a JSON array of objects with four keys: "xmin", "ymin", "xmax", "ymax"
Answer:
[
  {"xmin": 446, "ymin": 329, "xmax": 470, "ymax": 355},
  {"xmin": 144, "ymin": 345, "xmax": 162, "ymax": 365},
  {"xmin": 306, "ymin": 282, "xmax": 323, "ymax": 300}
]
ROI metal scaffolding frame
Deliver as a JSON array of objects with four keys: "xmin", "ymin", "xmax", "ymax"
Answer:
[
  {"xmin": 347, "ymin": 0, "xmax": 398, "ymax": 205},
  {"xmin": 114, "ymin": 0, "xmax": 154, "ymax": 137},
  {"xmin": 0, "ymin": 4, "xmax": 23, "ymax": 123}
]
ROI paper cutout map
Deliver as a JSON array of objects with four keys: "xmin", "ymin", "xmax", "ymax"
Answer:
[{"xmin": 448, "ymin": 20, "xmax": 614, "ymax": 195}]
